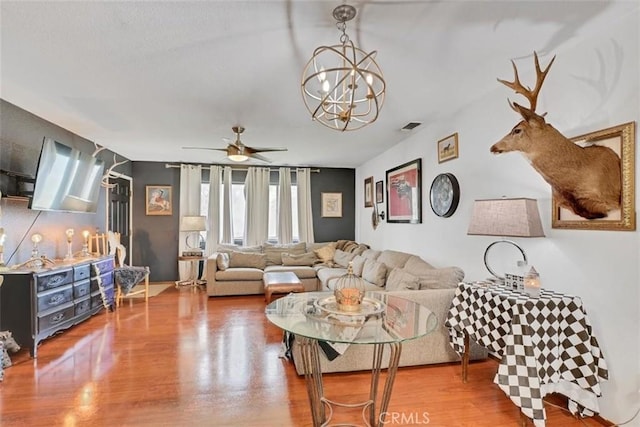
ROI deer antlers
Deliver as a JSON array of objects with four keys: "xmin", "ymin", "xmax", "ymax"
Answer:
[
  {"xmin": 497, "ymin": 51, "xmax": 556, "ymax": 114},
  {"xmin": 92, "ymin": 142, "xmax": 129, "ymax": 188}
]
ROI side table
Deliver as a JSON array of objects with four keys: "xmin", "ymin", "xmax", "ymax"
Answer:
[
  {"xmin": 176, "ymin": 256, "xmax": 207, "ymax": 289},
  {"xmin": 445, "ymin": 282, "xmax": 608, "ymax": 427}
]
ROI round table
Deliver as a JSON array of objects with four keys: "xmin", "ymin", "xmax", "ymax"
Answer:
[{"xmin": 266, "ymin": 291, "xmax": 437, "ymax": 427}]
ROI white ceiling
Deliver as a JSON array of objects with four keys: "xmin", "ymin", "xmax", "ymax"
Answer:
[{"xmin": 1, "ymin": 1, "xmax": 635, "ymax": 168}]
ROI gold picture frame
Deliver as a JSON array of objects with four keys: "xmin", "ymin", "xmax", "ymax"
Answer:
[
  {"xmin": 552, "ymin": 121, "xmax": 635, "ymax": 231},
  {"xmin": 437, "ymin": 132, "xmax": 459, "ymax": 163},
  {"xmin": 321, "ymin": 192, "xmax": 342, "ymax": 218},
  {"xmin": 146, "ymin": 185, "xmax": 173, "ymax": 216},
  {"xmin": 364, "ymin": 176, "xmax": 374, "ymax": 207}
]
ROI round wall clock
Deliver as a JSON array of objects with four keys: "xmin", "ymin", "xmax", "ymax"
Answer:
[{"xmin": 429, "ymin": 173, "xmax": 460, "ymax": 218}]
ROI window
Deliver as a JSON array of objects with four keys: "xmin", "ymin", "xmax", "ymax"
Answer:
[{"xmin": 200, "ymin": 181, "xmax": 299, "ymax": 243}]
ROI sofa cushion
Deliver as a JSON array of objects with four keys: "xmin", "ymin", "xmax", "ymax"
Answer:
[
  {"xmin": 362, "ymin": 259, "xmax": 387, "ymax": 287},
  {"xmin": 403, "ymin": 256, "xmax": 436, "ymax": 276},
  {"xmin": 333, "ymin": 249, "xmax": 356, "ymax": 268},
  {"xmin": 263, "ymin": 242, "xmax": 306, "ymax": 266},
  {"xmin": 417, "ymin": 266, "xmax": 465, "ymax": 289},
  {"xmin": 314, "ymin": 243, "xmax": 337, "ymax": 264},
  {"xmin": 217, "ymin": 244, "xmax": 263, "ymax": 253},
  {"xmin": 361, "ymin": 249, "xmax": 381, "ymax": 261},
  {"xmin": 216, "ymin": 252, "xmax": 230, "ymax": 271},
  {"xmin": 215, "ymin": 268, "xmax": 264, "ymax": 281},
  {"xmin": 351, "ymin": 255, "xmax": 366, "ymax": 276},
  {"xmin": 281, "ymin": 252, "xmax": 317, "ymax": 266},
  {"xmin": 228, "ymin": 251, "xmax": 267, "ymax": 269},
  {"xmin": 377, "ymin": 250, "xmax": 413, "ymax": 271},
  {"xmin": 386, "ymin": 268, "xmax": 420, "ymax": 291},
  {"xmin": 317, "ymin": 267, "xmax": 347, "ymax": 286},
  {"xmin": 264, "ymin": 265, "xmax": 317, "ymax": 279}
]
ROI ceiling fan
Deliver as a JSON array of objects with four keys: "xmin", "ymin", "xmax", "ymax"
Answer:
[{"xmin": 182, "ymin": 126, "xmax": 287, "ymax": 163}]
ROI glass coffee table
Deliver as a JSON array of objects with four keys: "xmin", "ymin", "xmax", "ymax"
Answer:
[{"xmin": 266, "ymin": 291, "xmax": 437, "ymax": 427}]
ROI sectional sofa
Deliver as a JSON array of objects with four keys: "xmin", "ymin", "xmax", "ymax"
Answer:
[{"xmin": 205, "ymin": 241, "xmax": 487, "ymax": 373}]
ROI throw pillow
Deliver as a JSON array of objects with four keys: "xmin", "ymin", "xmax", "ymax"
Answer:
[
  {"xmin": 333, "ymin": 249, "xmax": 356, "ymax": 268},
  {"xmin": 216, "ymin": 252, "xmax": 230, "ymax": 271},
  {"xmin": 362, "ymin": 259, "xmax": 387, "ymax": 287},
  {"xmin": 351, "ymin": 255, "xmax": 366, "ymax": 277},
  {"xmin": 386, "ymin": 268, "xmax": 420, "ymax": 291},
  {"xmin": 282, "ymin": 252, "xmax": 318, "ymax": 266},
  {"xmin": 228, "ymin": 251, "xmax": 267, "ymax": 269},
  {"xmin": 418, "ymin": 266, "xmax": 465, "ymax": 289},
  {"xmin": 314, "ymin": 243, "xmax": 337, "ymax": 264},
  {"xmin": 263, "ymin": 242, "xmax": 306, "ymax": 265}
]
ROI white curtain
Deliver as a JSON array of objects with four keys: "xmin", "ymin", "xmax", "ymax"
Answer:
[
  {"xmin": 277, "ymin": 167, "xmax": 293, "ymax": 244},
  {"xmin": 297, "ymin": 168, "xmax": 315, "ymax": 243},
  {"xmin": 221, "ymin": 166, "xmax": 234, "ymax": 244},
  {"xmin": 179, "ymin": 164, "xmax": 202, "ymax": 281},
  {"xmin": 243, "ymin": 167, "xmax": 270, "ymax": 246},
  {"xmin": 206, "ymin": 165, "xmax": 222, "ymax": 253}
]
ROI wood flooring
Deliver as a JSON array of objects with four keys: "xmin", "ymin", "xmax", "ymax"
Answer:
[{"xmin": 0, "ymin": 284, "xmax": 605, "ymax": 426}]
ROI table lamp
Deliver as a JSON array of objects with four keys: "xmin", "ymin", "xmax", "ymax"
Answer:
[
  {"xmin": 180, "ymin": 215, "xmax": 207, "ymax": 256},
  {"xmin": 467, "ymin": 198, "xmax": 544, "ymax": 279}
]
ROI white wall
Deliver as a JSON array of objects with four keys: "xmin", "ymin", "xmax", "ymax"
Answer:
[{"xmin": 356, "ymin": 10, "xmax": 639, "ymax": 426}]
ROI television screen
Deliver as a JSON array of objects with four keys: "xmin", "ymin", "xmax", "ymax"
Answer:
[{"xmin": 29, "ymin": 138, "xmax": 105, "ymax": 214}]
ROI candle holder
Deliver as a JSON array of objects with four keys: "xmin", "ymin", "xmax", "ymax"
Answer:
[
  {"xmin": 31, "ymin": 233, "xmax": 43, "ymax": 258},
  {"xmin": 333, "ymin": 262, "xmax": 365, "ymax": 312},
  {"xmin": 524, "ymin": 266, "xmax": 541, "ymax": 297},
  {"xmin": 81, "ymin": 230, "xmax": 90, "ymax": 257},
  {"xmin": 64, "ymin": 228, "xmax": 75, "ymax": 260}
]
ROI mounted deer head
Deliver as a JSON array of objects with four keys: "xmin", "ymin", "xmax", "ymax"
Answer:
[
  {"xmin": 490, "ymin": 52, "xmax": 621, "ymax": 220},
  {"xmin": 93, "ymin": 142, "xmax": 129, "ymax": 188}
]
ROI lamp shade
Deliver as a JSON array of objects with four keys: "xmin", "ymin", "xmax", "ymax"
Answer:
[
  {"xmin": 180, "ymin": 215, "xmax": 207, "ymax": 232},
  {"xmin": 467, "ymin": 198, "xmax": 545, "ymax": 238}
]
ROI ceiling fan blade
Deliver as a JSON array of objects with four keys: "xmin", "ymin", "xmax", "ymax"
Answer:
[
  {"xmin": 182, "ymin": 146, "xmax": 228, "ymax": 152},
  {"xmin": 249, "ymin": 153, "xmax": 272, "ymax": 163},
  {"xmin": 247, "ymin": 147, "xmax": 288, "ymax": 153}
]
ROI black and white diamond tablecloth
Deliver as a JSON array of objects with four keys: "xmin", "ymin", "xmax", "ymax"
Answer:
[{"xmin": 445, "ymin": 282, "xmax": 608, "ymax": 427}]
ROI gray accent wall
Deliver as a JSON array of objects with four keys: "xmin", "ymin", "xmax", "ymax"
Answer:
[
  {"xmin": 0, "ymin": 100, "xmax": 129, "ymax": 264},
  {"xmin": 130, "ymin": 163, "xmax": 355, "ymax": 282}
]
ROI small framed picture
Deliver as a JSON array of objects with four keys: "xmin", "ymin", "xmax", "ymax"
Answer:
[
  {"xmin": 321, "ymin": 192, "xmax": 342, "ymax": 218},
  {"xmin": 375, "ymin": 180, "xmax": 384, "ymax": 204},
  {"xmin": 364, "ymin": 176, "xmax": 374, "ymax": 207},
  {"xmin": 146, "ymin": 185, "xmax": 173, "ymax": 215},
  {"xmin": 437, "ymin": 132, "xmax": 459, "ymax": 163}
]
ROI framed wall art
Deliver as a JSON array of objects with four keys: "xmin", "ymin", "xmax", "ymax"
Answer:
[
  {"xmin": 375, "ymin": 180, "xmax": 384, "ymax": 204},
  {"xmin": 386, "ymin": 158, "xmax": 422, "ymax": 223},
  {"xmin": 321, "ymin": 192, "xmax": 343, "ymax": 218},
  {"xmin": 146, "ymin": 185, "xmax": 173, "ymax": 216},
  {"xmin": 437, "ymin": 132, "xmax": 459, "ymax": 163},
  {"xmin": 364, "ymin": 176, "xmax": 374, "ymax": 207},
  {"xmin": 552, "ymin": 121, "xmax": 635, "ymax": 231}
]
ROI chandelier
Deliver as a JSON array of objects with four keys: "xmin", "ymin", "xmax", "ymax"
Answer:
[{"xmin": 301, "ymin": 4, "xmax": 386, "ymax": 131}]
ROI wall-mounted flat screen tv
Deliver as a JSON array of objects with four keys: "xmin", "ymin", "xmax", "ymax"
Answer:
[{"xmin": 29, "ymin": 137, "xmax": 105, "ymax": 214}]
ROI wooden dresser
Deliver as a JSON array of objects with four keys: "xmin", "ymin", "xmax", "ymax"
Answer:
[{"xmin": 0, "ymin": 255, "xmax": 115, "ymax": 357}]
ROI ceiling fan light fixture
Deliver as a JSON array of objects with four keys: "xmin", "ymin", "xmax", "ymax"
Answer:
[
  {"xmin": 227, "ymin": 143, "xmax": 249, "ymax": 162},
  {"xmin": 301, "ymin": 4, "xmax": 385, "ymax": 132}
]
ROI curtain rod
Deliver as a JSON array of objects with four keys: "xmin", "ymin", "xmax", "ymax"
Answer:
[{"xmin": 164, "ymin": 163, "xmax": 320, "ymax": 173}]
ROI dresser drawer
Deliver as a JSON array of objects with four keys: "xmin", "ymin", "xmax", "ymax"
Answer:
[
  {"xmin": 91, "ymin": 258, "xmax": 114, "ymax": 277},
  {"xmin": 74, "ymin": 297, "xmax": 92, "ymax": 317},
  {"xmin": 35, "ymin": 268, "xmax": 74, "ymax": 292},
  {"xmin": 73, "ymin": 264, "xmax": 91, "ymax": 281},
  {"xmin": 90, "ymin": 285, "xmax": 114, "ymax": 308},
  {"xmin": 38, "ymin": 303, "xmax": 74, "ymax": 331},
  {"xmin": 37, "ymin": 285, "xmax": 74, "ymax": 312},
  {"xmin": 73, "ymin": 279, "xmax": 91, "ymax": 299},
  {"xmin": 90, "ymin": 271, "xmax": 114, "ymax": 293}
]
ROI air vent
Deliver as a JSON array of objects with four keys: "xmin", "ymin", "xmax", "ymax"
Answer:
[{"xmin": 401, "ymin": 122, "xmax": 422, "ymax": 131}]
